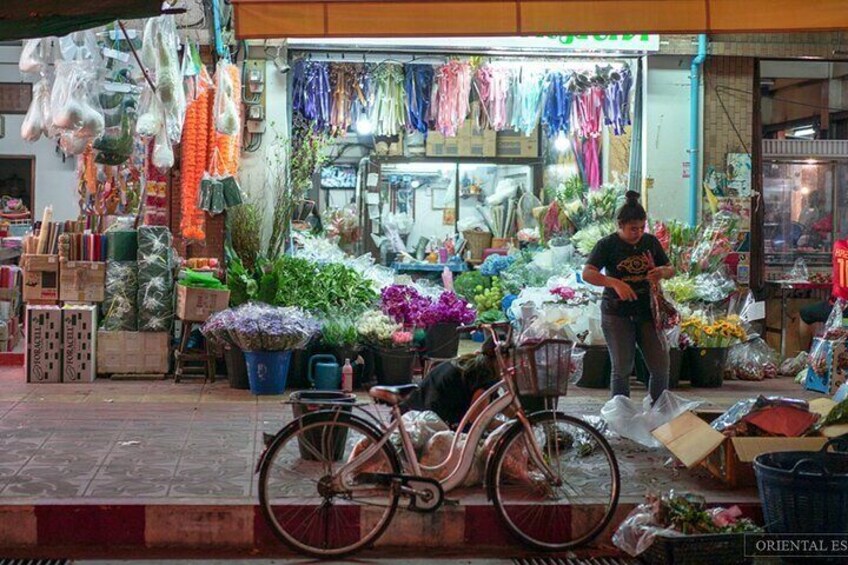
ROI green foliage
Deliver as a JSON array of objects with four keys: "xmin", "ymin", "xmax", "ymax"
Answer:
[
  {"xmin": 320, "ymin": 316, "xmax": 359, "ymax": 348},
  {"xmin": 258, "ymin": 255, "xmax": 377, "ymax": 314},
  {"xmin": 453, "ymin": 271, "xmax": 492, "ymax": 302},
  {"xmin": 226, "ymin": 250, "xmax": 259, "ymax": 307}
]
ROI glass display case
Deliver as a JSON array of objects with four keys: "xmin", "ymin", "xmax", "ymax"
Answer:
[{"xmin": 763, "ymin": 159, "xmax": 848, "ymax": 276}]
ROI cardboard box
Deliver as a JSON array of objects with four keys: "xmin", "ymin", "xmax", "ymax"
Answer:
[
  {"xmin": 496, "ymin": 128, "xmax": 540, "ymax": 158},
  {"xmin": 96, "ymin": 331, "xmax": 169, "ymax": 374},
  {"xmin": 26, "ymin": 305, "xmax": 62, "ymax": 383},
  {"xmin": 22, "ymin": 254, "xmax": 59, "ymax": 301},
  {"xmin": 806, "ymin": 338, "xmax": 847, "ymax": 396},
  {"xmin": 62, "ymin": 305, "xmax": 97, "ymax": 383},
  {"xmin": 175, "ymin": 285, "xmax": 230, "ymax": 322},
  {"xmin": 652, "ymin": 411, "xmax": 828, "ymax": 487},
  {"xmin": 810, "ymin": 398, "xmax": 848, "ymax": 438},
  {"xmin": 426, "ymin": 120, "xmax": 497, "ymax": 158},
  {"xmin": 60, "ymin": 261, "xmax": 106, "ymax": 303}
]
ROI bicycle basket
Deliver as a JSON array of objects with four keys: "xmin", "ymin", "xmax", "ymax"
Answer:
[{"xmin": 512, "ymin": 339, "xmax": 574, "ymax": 397}]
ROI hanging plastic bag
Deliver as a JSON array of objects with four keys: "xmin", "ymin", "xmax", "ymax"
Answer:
[
  {"xmin": 142, "ymin": 15, "xmax": 185, "ymax": 143},
  {"xmin": 823, "ymin": 298, "xmax": 848, "ymax": 340},
  {"xmin": 136, "ymin": 89, "xmax": 163, "ymax": 137},
  {"xmin": 50, "ymin": 60, "xmax": 104, "ymax": 141},
  {"xmin": 786, "ymin": 257, "xmax": 810, "ymax": 283},
  {"xmin": 199, "ymin": 149, "xmax": 225, "ymax": 215},
  {"xmin": 21, "ymin": 79, "xmax": 50, "ymax": 142},
  {"xmin": 213, "ymin": 62, "xmax": 240, "ymax": 136},
  {"xmin": 19, "ymin": 39, "xmax": 49, "ymax": 74},
  {"xmin": 152, "ymin": 125, "xmax": 174, "ymax": 169}
]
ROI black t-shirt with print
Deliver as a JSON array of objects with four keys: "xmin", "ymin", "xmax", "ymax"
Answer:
[{"xmin": 586, "ymin": 232, "xmax": 670, "ymax": 318}]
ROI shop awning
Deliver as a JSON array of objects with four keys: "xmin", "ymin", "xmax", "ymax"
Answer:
[
  {"xmin": 0, "ymin": 0, "xmax": 165, "ymax": 41},
  {"xmin": 231, "ymin": 0, "xmax": 848, "ymax": 39}
]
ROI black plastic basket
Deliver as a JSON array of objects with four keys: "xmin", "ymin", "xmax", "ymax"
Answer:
[
  {"xmin": 641, "ymin": 532, "xmax": 750, "ymax": 565},
  {"xmin": 754, "ymin": 436, "xmax": 848, "ymax": 535},
  {"xmin": 512, "ymin": 339, "xmax": 573, "ymax": 397}
]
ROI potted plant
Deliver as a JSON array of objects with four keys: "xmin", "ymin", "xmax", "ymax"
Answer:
[
  {"xmin": 320, "ymin": 314, "xmax": 369, "ymax": 386},
  {"xmin": 418, "ymin": 291, "xmax": 476, "ymax": 359},
  {"xmin": 357, "ymin": 310, "xmax": 415, "ymax": 385},
  {"xmin": 203, "ymin": 304, "xmax": 320, "ymax": 395}
]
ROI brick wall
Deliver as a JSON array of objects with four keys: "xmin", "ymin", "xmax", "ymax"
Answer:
[
  {"xmin": 168, "ymin": 165, "xmax": 226, "ymax": 264},
  {"xmin": 703, "ymin": 56, "xmax": 756, "ymax": 171}
]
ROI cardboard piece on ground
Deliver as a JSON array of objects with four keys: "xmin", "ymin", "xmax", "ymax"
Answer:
[{"xmin": 651, "ymin": 411, "xmax": 725, "ymax": 468}]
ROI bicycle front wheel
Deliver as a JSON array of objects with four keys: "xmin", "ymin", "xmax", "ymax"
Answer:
[
  {"xmin": 487, "ymin": 411, "xmax": 620, "ymax": 551},
  {"xmin": 258, "ymin": 411, "xmax": 401, "ymax": 558}
]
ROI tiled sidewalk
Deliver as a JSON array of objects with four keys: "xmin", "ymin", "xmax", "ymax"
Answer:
[{"xmin": 0, "ymin": 368, "xmax": 820, "ymax": 504}]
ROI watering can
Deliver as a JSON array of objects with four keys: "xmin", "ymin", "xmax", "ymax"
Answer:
[{"xmin": 307, "ymin": 354, "xmax": 341, "ymax": 390}]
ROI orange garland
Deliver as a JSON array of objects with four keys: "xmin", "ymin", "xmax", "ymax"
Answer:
[{"xmin": 180, "ymin": 68, "xmax": 211, "ymax": 241}]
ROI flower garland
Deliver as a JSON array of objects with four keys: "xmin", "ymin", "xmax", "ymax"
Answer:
[
  {"xmin": 435, "ymin": 60, "xmax": 472, "ymax": 137},
  {"xmin": 404, "ymin": 64, "xmax": 434, "ymax": 135},
  {"xmin": 474, "ymin": 65, "xmax": 511, "ymax": 131},
  {"xmin": 542, "ymin": 71, "xmax": 573, "ymax": 136},
  {"xmin": 370, "ymin": 63, "xmax": 405, "ymax": 136},
  {"xmin": 179, "ymin": 67, "xmax": 210, "ymax": 241}
]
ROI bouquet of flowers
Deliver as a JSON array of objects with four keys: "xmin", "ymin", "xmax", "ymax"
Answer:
[
  {"xmin": 357, "ymin": 309, "xmax": 402, "ymax": 347},
  {"xmin": 417, "ymin": 291, "xmax": 476, "ymax": 328},
  {"xmin": 322, "ymin": 206, "xmax": 360, "ymax": 245},
  {"xmin": 689, "ymin": 212, "xmax": 740, "ymax": 275},
  {"xmin": 201, "ymin": 303, "xmax": 320, "ymax": 352},
  {"xmin": 681, "ymin": 313, "xmax": 747, "ymax": 348},
  {"xmin": 379, "ymin": 284, "xmax": 434, "ymax": 326}
]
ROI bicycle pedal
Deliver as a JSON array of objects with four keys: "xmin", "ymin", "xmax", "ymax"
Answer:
[{"xmin": 443, "ymin": 498, "xmax": 460, "ymax": 506}]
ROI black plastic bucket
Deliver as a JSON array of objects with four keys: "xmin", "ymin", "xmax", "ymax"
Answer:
[
  {"xmin": 636, "ymin": 347, "xmax": 683, "ymax": 389},
  {"xmin": 224, "ymin": 347, "xmax": 250, "ymax": 390},
  {"xmin": 688, "ymin": 347, "xmax": 728, "ymax": 388},
  {"xmin": 375, "ymin": 347, "xmax": 415, "ymax": 385},
  {"xmin": 575, "ymin": 345, "xmax": 611, "ymax": 389},
  {"xmin": 290, "ymin": 391, "xmax": 357, "ymax": 461},
  {"xmin": 424, "ymin": 323, "xmax": 460, "ymax": 359}
]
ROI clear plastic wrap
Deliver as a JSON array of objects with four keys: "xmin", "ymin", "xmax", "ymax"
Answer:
[
  {"xmin": 726, "ymin": 338, "xmax": 779, "ymax": 381},
  {"xmin": 780, "ymin": 351, "xmax": 809, "ymax": 376},
  {"xmin": 785, "ymin": 257, "xmax": 810, "ymax": 283},
  {"xmin": 137, "ymin": 226, "xmax": 174, "ymax": 332},
  {"xmin": 823, "ymin": 298, "xmax": 848, "ymax": 340},
  {"xmin": 152, "ymin": 125, "xmax": 174, "ymax": 169},
  {"xmin": 19, "ymin": 38, "xmax": 49, "ymax": 74},
  {"xmin": 101, "ymin": 262, "xmax": 139, "ymax": 331},
  {"xmin": 213, "ymin": 62, "xmax": 240, "ymax": 135},
  {"xmin": 692, "ymin": 269, "xmax": 737, "ymax": 303},
  {"xmin": 420, "ymin": 431, "xmax": 485, "ymax": 487},
  {"xmin": 139, "ymin": 15, "xmax": 185, "ymax": 143},
  {"xmin": 208, "ymin": 303, "xmax": 320, "ymax": 352},
  {"xmin": 600, "ymin": 391, "xmax": 702, "ymax": 448},
  {"xmin": 50, "ymin": 60, "xmax": 104, "ymax": 147},
  {"xmin": 389, "ymin": 410, "xmax": 449, "ymax": 454}
]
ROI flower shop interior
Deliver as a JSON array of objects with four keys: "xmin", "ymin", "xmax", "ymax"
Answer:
[{"xmin": 1, "ymin": 0, "xmax": 848, "ymax": 556}]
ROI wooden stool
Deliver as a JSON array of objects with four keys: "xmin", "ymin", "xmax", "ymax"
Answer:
[{"xmin": 174, "ymin": 320, "xmax": 215, "ymax": 383}]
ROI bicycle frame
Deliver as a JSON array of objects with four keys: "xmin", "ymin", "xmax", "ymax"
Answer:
[{"xmin": 336, "ymin": 325, "xmax": 559, "ymax": 495}]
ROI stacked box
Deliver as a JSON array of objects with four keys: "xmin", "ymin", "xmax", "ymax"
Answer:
[
  {"xmin": 62, "ymin": 305, "xmax": 97, "ymax": 382},
  {"xmin": 137, "ymin": 226, "xmax": 174, "ymax": 332},
  {"xmin": 22, "ymin": 254, "xmax": 59, "ymax": 301},
  {"xmin": 26, "ymin": 305, "xmax": 62, "ymax": 383},
  {"xmin": 60, "ymin": 261, "xmax": 106, "ymax": 302},
  {"xmin": 175, "ymin": 285, "xmax": 230, "ymax": 322},
  {"xmin": 96, "ymin": 331, "xmax": 169, "ymax": 374},
  {"xmin": 101, "ymin": 262, "xmax": 138, "ymax": 331}
]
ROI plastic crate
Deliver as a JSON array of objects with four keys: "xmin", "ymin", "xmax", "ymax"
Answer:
[{"xmin": 641, "ymin": 532, "xmax": 749, "ymax": 565}]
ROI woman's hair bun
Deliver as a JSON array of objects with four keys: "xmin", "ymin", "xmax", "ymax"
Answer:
[{"xmin": 625, "ymin": 190, "xmax": 641, "ymax": 204}]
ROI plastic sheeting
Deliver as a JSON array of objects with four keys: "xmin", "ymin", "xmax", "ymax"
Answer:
[
  {"xmin": 102, "ymin": 261, "xmax": 138, "ymax": 331},
  {"xmin": 137, "ymin": 226, "xmax": 174, "ymax": 332},
  {"xmin": 601, "ymin": 391, "xmax": 702, "ymax": 448}
]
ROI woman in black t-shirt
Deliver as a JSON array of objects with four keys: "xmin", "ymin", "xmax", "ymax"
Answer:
[{"xmin": 581, "ymin": 191, "xmax": 675, "ymax": 401}]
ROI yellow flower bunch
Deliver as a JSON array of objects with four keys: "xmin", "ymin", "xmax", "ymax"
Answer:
[{"xmin": 682, "ymin": 315, "xmax": 747, "ymax": 348}]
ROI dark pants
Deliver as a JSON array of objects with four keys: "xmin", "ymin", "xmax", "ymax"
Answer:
[{"xmin": 601, "ymin": 313, "xmax": 669, "ymax": 401}]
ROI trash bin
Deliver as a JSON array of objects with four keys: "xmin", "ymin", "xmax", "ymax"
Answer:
[
  {"xmin": 245, "ymin": 350, "xmax": 292, "ymax": 395},
  {"xmin": 290, "ymin": 391, "xmax": 357, "ymax": 461},
  {"xmin": 688, "ymin": 347, "xmax": 728, "ymax": 388}
]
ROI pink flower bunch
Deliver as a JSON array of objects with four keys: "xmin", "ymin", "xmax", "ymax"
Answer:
[
  {"xmin": 551, "ymin": 286, "xmax": 576, "ymax": 301},
  {"xmin": 391, "ymin": 330, "xmax": 413, "ymax": 347},
  {"xmin": 417, "ymin": 291, "xmax": 477, "ymax": 327},
  {"xmin": 380, "ymin": 285, "xmax": 434, "ymax": 326}
]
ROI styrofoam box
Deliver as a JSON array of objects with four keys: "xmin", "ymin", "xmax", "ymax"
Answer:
[
  {"xmin": 26, "ymin": 305, "xmax": 62, "ymax": 383},
  {"xmin": 96, "ymin": 331, "xmax": 170, "ymax": 375},
  {"xmin": 62, "ymin": 305, "xmax": 97, "ymax": 383}
]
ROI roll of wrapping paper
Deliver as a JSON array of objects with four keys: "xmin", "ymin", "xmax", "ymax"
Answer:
[
  {"xmin": 106, "ymin": 231, "xmax": 138, "ymax": 262},
  {"xmin": 102, "ymin": 261, "xmax": 139, "ymax": 331},
  {"xmin": 137, "ymin": 227, "xmax": 174, "ymax": 332}
]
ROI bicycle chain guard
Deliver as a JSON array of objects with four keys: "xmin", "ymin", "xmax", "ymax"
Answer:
[{"xmin": 358, "ymin": 473, "xmax": 445, "ymax": 513}]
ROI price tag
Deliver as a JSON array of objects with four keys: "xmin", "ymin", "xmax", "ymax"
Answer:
[{"xmin": 103, "ymin": 47, "xmax": 130, "ymax": 63}]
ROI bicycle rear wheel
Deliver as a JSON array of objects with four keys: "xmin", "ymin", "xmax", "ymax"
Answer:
[
  {"xmin": 487, "ymin": 411, "xmax": 620, "ymax": 551},
  {"xmin": 258, "ymin": 411, "xmax": 401, "ymax": 558}
]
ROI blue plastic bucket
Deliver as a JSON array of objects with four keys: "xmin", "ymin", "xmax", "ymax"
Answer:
[{"xmin": 244, "ymin": 350, "xmax": 292, "ymax": 395}]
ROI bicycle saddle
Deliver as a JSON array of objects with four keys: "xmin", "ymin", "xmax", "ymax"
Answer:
[{"xmin": 369, "ymin": 384, "xmax": 419, "ymax": 405}]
